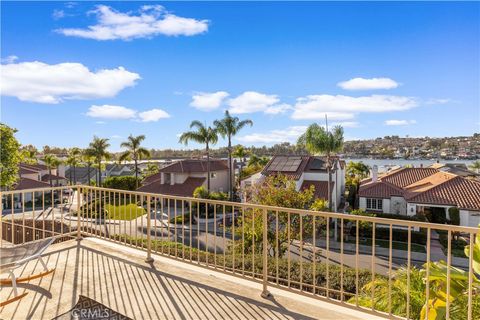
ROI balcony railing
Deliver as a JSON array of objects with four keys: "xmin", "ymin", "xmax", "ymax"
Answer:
[{"xmin": 1, "ymin": 185, "xmax": 478, "ymax": 319}]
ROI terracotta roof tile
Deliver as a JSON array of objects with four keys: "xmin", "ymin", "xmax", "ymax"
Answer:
[
  {"xmin": 137, "ymin": 177, "xmax": 206, "ymax": 197},
  {"xmin": 14, "ymin": 178, "xmax": 50, "ymax": 190},
  {"xmin": 380, "ymin": 167, "xmax": 438, "ymax": 188},
  {"xmin": 41, "ymin": 174, "xmax": 67, "ymax": 182},
  {"xmin": 301, "ymin": 180, "xmax": 334, "ymax": 200},
  {"xmin": 358, "ymin": 181, "xmax": 405, "ymax": 198},
  {"xmin": 407, "ymin": 177, "xmax": 480, "ymax": 211}
]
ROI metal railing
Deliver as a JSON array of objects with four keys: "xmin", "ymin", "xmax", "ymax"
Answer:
[{"xmin": 1, "ymin": 185, "xmax": 479, "ymax": 319}]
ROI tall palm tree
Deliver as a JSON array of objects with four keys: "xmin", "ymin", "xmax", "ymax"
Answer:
[
  {"xmin": 297, "ymin": 121, "xmax": 344, "ymax": 211},
  {"xmin": 214, "ymin": 111, "xmax": 253, "ymax": 199},
  {"xmin": 469, "ymin": 160, "xmax": 480, "ymax": 173},
  {"xmin": 86, "ymin": 136, "xmax": 110, "ymax": 187},
  {"xmin": 119, "ymin": 134, "xmax": 151, "ymax": 189},
  {"xmin": 233, "ymin": 145, "xmax": 249, "ymax": 183},
  {"xmin": 67, "ymin": 147, "xmax": 81, "ymax": 185},
  {"xmin": 82, "ymin": 151, "xmax": 95, "ymax": 186},
  {"xmin": 42, "ymin": 154, "xmax": 61, "ymax": 187},
  {"xmin": 179, "ymin": 121, "xmax": 218, "ymax": 193}
]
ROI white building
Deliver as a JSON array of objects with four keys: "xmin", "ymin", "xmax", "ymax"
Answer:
[
  {"xmin": 241, "ymin": 156, "xmax": 346, "ymax": 211},
  {"xmin": 358, "ymin": 166, "xmax": 480, "ymax": 227}
]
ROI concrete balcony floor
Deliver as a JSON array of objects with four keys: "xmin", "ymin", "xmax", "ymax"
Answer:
[{"xmin": 0, "ymin": 237, "xmax": 386, "ymax": 320}]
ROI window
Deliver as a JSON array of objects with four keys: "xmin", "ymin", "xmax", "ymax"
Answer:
[{"xmin": 366, "ymin": 198, "xmax": 383, "ymax": 211}]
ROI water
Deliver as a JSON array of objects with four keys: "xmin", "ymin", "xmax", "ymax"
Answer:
[{"xmin": 344, "ymin": 158, "xmax": 476, "ymax": 173}]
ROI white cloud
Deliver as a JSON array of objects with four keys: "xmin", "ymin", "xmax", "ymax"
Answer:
[
  {"xmin": 95, "ymin": 121, "xmax": 106, "ymax": 124},
  {"xmin": 236, "ymin": 126, "xmax": 307, "ymax": 144},
  {"xmin": 56, "ymin": 5, "xmax": 208, "ymax": 40},
  {"xmin": 425, "ymin": 98, "xmax": 451, "ymax": 105},
  {"xmin": 264, "ymin": 103, "xmax": 293, "ymax": 115},
  {"xmin": 333, "ymin": 121, "xmax": 360, "ymax": 128},
  {"xmin": 338, "ymin": 77, "xmax": 399, "ymax": 90},
  {"xmin": 384, "ymin": 119, "xmax": 417, "ymax": 126},
  {"xmin": 52, "ymin": 9, "xmax": 65, "ymax": 20},
  {"xmin": 1, "ymin": 55, "xmax": 18, "ymax": 64},
  {"xmin": 0, "ymin": 61, "xmax": 139, "ymax": 103},
  {"xmin": 86, "ymin": 105, "xmax": 170, "ymax": 122},
  {"xmin": 190, "ymin": 91, "xmax": 229, "ymax": 111},
  {"xmin": 228, "ymin": 91, "xmax": 279, "ymax": 114},
  {"xmin": 87, "ymin": 105, "xmax": 137, "ymax": 119},
  {"xmin": 291, "ymin": 94, "xmax": 418, "ymax": 120},
  {"xmin": 138, "ymin": 108, "xmax": 171, "ymax": 122}
]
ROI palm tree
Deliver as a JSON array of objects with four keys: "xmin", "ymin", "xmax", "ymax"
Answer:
[
  {"xmin": 82, "ymin": 151, "xmax": 95, "ymax": 186},
  {"xmin": 247, "ymin": 154, "xmax": 270, "ymax": 168},
  {"xmin": 179, "ymin": 121, "xmax": 218, "ymax": 193},
  {"xmin": 297, "ymin": 121, "xmax": 344, "ymax": 211},
  {"xmin": 86, "ymin": 136, "xmax": 110, "ymax": 187},
  {"xmin": 21, "ymin": 148, "xmax": 38, "ymax": 164},
  {"xmin": 233, "ymin": 145, "xmax": 249, "ymax": 183},
  {"xmin": 119, "ymin": 134, "xmax": 151, "ymax": 189},
  {"xmin": 67, "ymin": 147, "xmax": 81, "ymax": 185},
  {"xmin": 42, "ymin": 154, "xmax": 61, "ymax": 187},
  {"xmin": 214, "ymin": 111, "xmax": 253, "ymax": 199},
  {"xmin": 469, "ymin": 160, "xmax": 480, "ymax": 173}
]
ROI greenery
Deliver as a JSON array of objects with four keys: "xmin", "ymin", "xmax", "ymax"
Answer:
[
  {"xmin": 42, "ymin": 154, "xmax": 62, "ymax": 186},
  {"xmin": 438, "ymin": 231, "xmax": 467, "ymax": 258},
  {"xmin": 169, "ymin": 213, "xmax": 193, "ymax": 225},
  {"xmin": 179, "ymin": 121, "xmax": 218, "ymax": 193},
  {"xmin": 448, "ymin": 207, "xmax": 460, "ymax": 226},
  {"xmin": 345, "ymin": 161, "xmax": 370, "ymax": 206},
  {"xmin": 0, "ymin": 123, "xmax": 21, "ymax": 188},
  {"xmin": 103, "ymin": 176, "xmax": 141, "ymax": 191},
  {"xmin": 86, "ymin": 136, "xmax": 111, "ymax": 187},
  {"xmin": 297, "ymin": 122, "xmax": 344, "ymax": 210},
  {"xmin": 214, "ymin": 110, "xmax": 253, "ymax": 199},
  {"xmin": 192, "ymin": 186, "xmax": 231, "ymax": 218},
  {"xmin": 119, "ymin": 134, "xmax": 150, "ymax": 189},
  {"xmin": 105, "ymin": 203, "xmax": 145, "ymax": 220},
  {"xmin": 233, "ymin": 145, "xmax": 249, "ymax": 181},
  {"xmin": 469, "ymin": 160, "xmax": 480, "ymax": 173}
]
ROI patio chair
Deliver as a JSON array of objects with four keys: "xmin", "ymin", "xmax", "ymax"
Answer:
[{"xmin": 0, "ymin": 238, "xmax": 56, "ymax": 307}]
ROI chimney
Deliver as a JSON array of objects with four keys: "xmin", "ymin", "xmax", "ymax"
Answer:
[
  {"xmin": 372, "ymin": 165, "xmax": 378, "ymax": 182},
  {"xmin": 171, "ymin": 173, "xmax": 175, "ymax": 185},
  {"xmin": 160, "ymin": 172, "xmax": 164, "ymax": 184}
]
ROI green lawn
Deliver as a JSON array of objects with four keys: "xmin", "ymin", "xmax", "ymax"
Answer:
[
  {"xmin": 348, "ymin": 238, "xmax": 426, "ymax": 253},
  {"xmin": 105, "ymin": 203, "xmax": 146, "ymax": 220}
]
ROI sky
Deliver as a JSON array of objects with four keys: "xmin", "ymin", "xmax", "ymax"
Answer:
[{"xmin": 1, "ymin": 1, "xmax": 479, "ymax": 151}]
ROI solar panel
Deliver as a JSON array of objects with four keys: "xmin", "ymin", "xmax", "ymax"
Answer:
[
  {"xmin": 310, "ymin": 158, "xmax": 325, "ymax": 170},
  {"xmin": 267, "ymin": 156, "xmax": 303, "ymax": 172}
]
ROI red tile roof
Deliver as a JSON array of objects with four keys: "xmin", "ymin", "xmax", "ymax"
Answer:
[
  {"xmin": 301, "ymin": 180, "xmax": 334, "ymax": 200},
  {"xmin": 19, "ymin": 167, "xmax": 40, "ymax": 175},
  {"xmin": 407, "ymin": 177, "xmax": 480, "ymax": 211},
  {"xmin": 41, "ymin": 174, "xmax": 67, "ymax": 182},
  {"xmin": 380, "ymin": 167, "xmax": 438, "ymax": 188},
  {"xmin": 20, "ymin": 163, "xmax": 48, "ymax": 171},
  {"xmin": 158, "ymin": 159, "xmax": 228, "ymax": 174},
  {"xmin": 14, "ymin": 177, "xmax": 50, "ymax": 190},
  {"xmin": 358, "ymin": 181, "xmax": 405, "ymax": 198},
  {"xmin": 137, "ymin": 177, "xmax": 206, "ymax": 197}
]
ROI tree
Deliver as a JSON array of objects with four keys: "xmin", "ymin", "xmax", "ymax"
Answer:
[
  {"xmin": 233, "ymin": 145, "xmax": 249, "ymax": 182},
  {"xmin": 179, "ymin": 121, "xmax": 218, "ymax": 193},
  {"xmin": 214, "ymin": 111, "xmax": 253, "ymax": 200},
  {"xmin": 21, "ymin": 146, "xmax": 38, "ymax": 165},
  {"xmin": 66, "ymin": 147, "xmax": 82, "ymax": 185},
  {"xmin": 0, "ymin": 123, "xmax": 21, "ymax": 188},
  {"xmin": 119, "ymin": 134, "xmax": 150, "ymax": 189},
  {"xmin": 470, "ymin": 160, "xmax": 480, "ymax": 173},
  {"xmin": 86, "ymin": 136, "xmax": 110, "ymax": 187},
  {"xmin": 142, "ymin": 163, "xmax": 159, "ymax": 179},
  {"xmin": 42, "ymin": 154, "xmax": 61, "ymax": 187},
  {"xmin": 82, "ymin": 151, "xmax": 95, "ymax": 186},
  {"xmin": 297, "ymin": 122, "xmax": 344, "ymax": 211}
]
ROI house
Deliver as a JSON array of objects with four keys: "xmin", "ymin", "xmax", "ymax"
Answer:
[
  {"xmin": 137, "ymin": 159, "xmax": 229, "ymax": 198},
  {"xmin": 65, "ymin": 163, "xmax": 134, "ymax": 185},
  {"xmin": 241, "ymin": 156, "xmax": 346, "ymax": 211},
  {"xmin": 358, "ymin": 166, "xmax": 480, "ymax": 227}
]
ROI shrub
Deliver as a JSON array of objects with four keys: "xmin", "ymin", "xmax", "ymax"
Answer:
[
  {"xmin": 350, "ymin": 226, "xmax": 427, "ymax": 245},
  {"xmin": 448, "ymin": 207, "xmax": 460, "ymax": 225},
  {"xmin": 103, "ymin": 176, "xmax": 140, "ymax": 191}
]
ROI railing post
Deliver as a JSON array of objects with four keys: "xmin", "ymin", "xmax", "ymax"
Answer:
[
  {"xmin": 261, "ymin": 208, "xmax": 271, "ymax": 298},
  {"xmin": 76, "ymin": 186, "xmax": 82, "ymax": 241},
  {"xmin": 145, "ymin": 194, "xmax": 154, "ymax": 263}
]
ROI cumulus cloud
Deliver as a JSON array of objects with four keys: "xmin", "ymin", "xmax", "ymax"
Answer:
[
  {"xmin": 56, "ymin": 5, "xmax": 208, "ymax": 40},
  {"xmin": 87, "ymin": 105, "xmax": 137, "ymax": 119},
  {"xmin": 190, "ymin": 91, "xmax": 229, "ymax": 111},
  {"xmin": 138, "ymin": 108, "xmax": 171, "ymax": 122},
  {"xmin": 264, "ymin": 103, "xmax": 293, "ymax": 115},
  {"xmin": 425, "ymin": 98, "xmax": 451, "ymax": 105},
  {"xmin": 86, "ymin": 105, "xmax": 170, "ymax": 122},
  {"xmin": 291, "ymin": 94, "xmax": 418, "ymax": 120},
  {"xmin": 384, "ymin": 119, "xmax": 417, "ymax": 126},
  {"xmin": 338, "ymin": 77, "xmax": 399, "ymax": 90},
  {"xmin": 228, "ymin": 91, "xmax": 279, "ymax": 114},
  {"xmin": 1, "ymin": 55, "xmax": 18, "ymax": 64},
  {"xmin": 0, "ymin": 61, "xmax": 139, "ymax": 103},
  {"xmin": 52, "ymin": 9, "xmax": 65, "ymax": 20},
  {"xmin": 236, "ymin": 126, "xmax": 307, "ymax": 144}
]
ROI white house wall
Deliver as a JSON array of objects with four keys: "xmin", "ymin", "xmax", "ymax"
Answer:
[{"xmin": 390, "ymin": 196, "xmax": 407, "ymax": 215}]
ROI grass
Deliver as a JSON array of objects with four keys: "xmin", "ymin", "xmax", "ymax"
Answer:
[
  {"xmin": 348, "ymin": 238, "xmax": 426, "ymax": 253},
  {"xmin": 105, "ymin": 203, "xmax": 146, "ymax": 220}
]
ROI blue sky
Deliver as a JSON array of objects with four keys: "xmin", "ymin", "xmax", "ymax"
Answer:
[{"xmin": 1, "ymin": 1, "xmax": 479, "ymax": 151}]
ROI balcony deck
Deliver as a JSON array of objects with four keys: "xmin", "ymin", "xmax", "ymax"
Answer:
[{"xmin": 0, "ymin": 237, "xmax": 386, "ymax": 320}]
